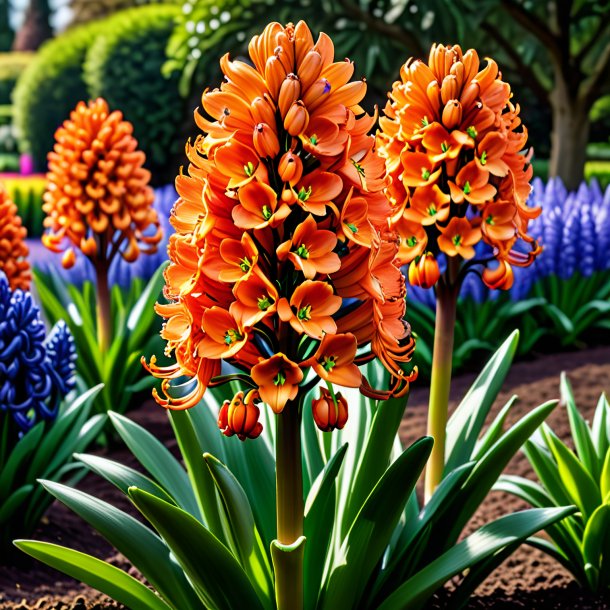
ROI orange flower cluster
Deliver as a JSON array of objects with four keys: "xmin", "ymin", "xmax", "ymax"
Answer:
[
  {"xmin": 42, "ymin": 98, "xmax": 161, "ymax": 269},
  {"xmin": 377, "ymin": 44, "xmax": 541, "ymax": 290},
  {"xmin": 145, "ymin": 21, "xmax": 416, "ymax": 435},
  {"xmin": 0, "ymin": 187, "xmax": 30, "ymax": 291}
]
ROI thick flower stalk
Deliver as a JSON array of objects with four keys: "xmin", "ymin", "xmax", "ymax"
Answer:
[
  {"xmin": 0, "ymin": 273, "xmax": 76, "ymax": 441},
  {"xmin": 144, "ymin": 21, "xmax": 415, "ymax": 610},
  {"xmin": 42, "ymin": 98, "xmax": 162, "ymax": 351},
  {"xmin": 0, "ymin": 186, "xmax": 30, "ymax": 291},
  {"xmin": 377, "ymin": 44, "xmax": 541, "ymax": 500}
]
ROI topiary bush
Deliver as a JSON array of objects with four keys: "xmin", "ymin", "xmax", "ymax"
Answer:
[
  {"xmin": 84, "ymin": 5, "xmax": 184, "ymax": 184},
  {"xmin": 0, "ymin": 52, "xmax": 33, "ymax": 106},
  {"xmin": 12, "ymin": 23, "xmax": 100, "ymax": 172}
]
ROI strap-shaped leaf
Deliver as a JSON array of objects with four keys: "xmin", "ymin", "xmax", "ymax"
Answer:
[
  {"xmin": 445, "ymin": 331, "xmax": 519, "ymax": 474},
  {"xmin": 14, "ymin": 540, "xmax": 172, "ymax": 610},
  {"xmin": 601, "ymin": 447, "xmax": 610, "ymax": 500},
  {"xmin": 592, "ymin": 394, "xmax": 609, "ymax": 461},
  {"xmin": 204, "ymin": 454, "xmax": 273, "ymax": 603},
  {"xmin": 542, "ymin": 427, "xmax": 600, "ymax": 522},
  {"xmin": 128, "ymin": 487, "xmax": 266, "ymax": 610},
  {"xmin": 377, "ymin": 507, "xmax": 576, "ymax": 610},
  {"xmin": 304, "ymin": 443, "xmax": 348, "ymax": 610},
  {"xmin": 109, "ymin": 412, "xmax": 199, "ymax": 516},
  {"xmin": 0, "ymin": 484, "xmax": 34, "ymax": 523},
  {"xmin": 321, "ymin": 436, "xmax": 433, "ymax": 610},
  {"xmin": 582, "ymin": 503, "xmax": 610, "ymax": 591},
  {"xmin": 561, "ymin": 374, "xmax": 599, "ymax": 479},
  {"xmin": 41, "ymin": 481, "xmax": 203, "ymax": 610},
  {"xmin": 0, "ymin": 422, "xmax": 44, "ymax": 498},
  {"xmin": 472, "ymin": 395, "xmax": 518, "ymax": 460}
]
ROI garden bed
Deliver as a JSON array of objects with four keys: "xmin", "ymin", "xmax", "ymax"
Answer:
[{"xmin": 1, "ymin": 346, "xmax": 609, "ymax": 609}]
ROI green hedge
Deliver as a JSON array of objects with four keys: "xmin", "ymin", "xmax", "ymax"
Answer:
[
  {"xmin": 13, "ymin": 24, "xmax": 101, "ymax": 172},
  {"xmin": 0, "ymin": 52, "xmax": 33, "ymax": 105},
  {"xmin": 84, "ymin": 5, "xmax": 183, "ymax": 183},
  {"xmin": 3, "ymin": 175, "xmax": 47, "ymax": 237}
]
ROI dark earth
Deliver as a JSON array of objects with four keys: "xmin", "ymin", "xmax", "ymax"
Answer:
[{"xmin": 1, "ymin": 345, "xmax": 609, "ymax": 609}]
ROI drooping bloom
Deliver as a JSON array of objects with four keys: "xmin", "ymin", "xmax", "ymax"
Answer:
[
  {"xmin": 312, "ymin": 387, "xmax": 348, "ymax": 431},
  {"xmin": 144, "ymin": 21, "xmax": 417, "ymax": 439},
  {"xmin": 0, "ymin": 187, "xmax": 30, "ymax": 291},
  {"xmin": 0, "ymin": 273, "xmax": 76, "ymax": 433},
  {"xmin": 42, "ymin": 98, "xmax": 162, "ymax": 269},
  {"xmin": 377, "ymin": 44, "xmax": 541, "ymax": 290}
]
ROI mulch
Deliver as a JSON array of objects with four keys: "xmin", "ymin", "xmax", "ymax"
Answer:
[{"xmin": 1, "ymin": 346, "xmax": 609, "ymax": 609}]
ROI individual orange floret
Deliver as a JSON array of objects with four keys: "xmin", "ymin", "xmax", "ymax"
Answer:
[
  {"xmin": 42, "ymin": 98, "xmax": 161, "ymax": 269},
  {"xmin": 0, "ymin": 187, "xmax": 30, "ymax": 291},
  {"xmin": 311, "ymin": 387, "xmax": 348, "ymax": 432},
  {"xmin": 377, "ymin": 43, "xmax": 541, "ymax": 290}
]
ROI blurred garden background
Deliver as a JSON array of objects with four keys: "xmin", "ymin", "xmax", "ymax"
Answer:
[{"xmin": 1, "ymin": 0, "xmax": 609, "ymax": 378}]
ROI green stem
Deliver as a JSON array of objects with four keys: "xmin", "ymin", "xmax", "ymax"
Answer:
[
  {"xmin": 274, "ymin": 397, "xmax": 304, "ymax": 610},
  {"xmin": 424, "ymin": 258, "xmax": 460, "ymax": 502},
  {"xmin": 96, "ymin": 262, "xmax": 112, "ymax": 354}
]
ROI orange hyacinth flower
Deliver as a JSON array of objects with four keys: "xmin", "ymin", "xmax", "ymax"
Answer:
[
  {"xmin": 378, "ymin": 43, "xmax": 541, "ymax": 290},
  {"xmin": 0, "ymin": 188, "xmax": 30, "ymax": 291},
  {"xmin": 251, "ymin": 353, "xmax": 303, "ymax": 413},
  {"xmin": 276, "ymin": 214, "xmax": 340, "ymax": 279},
  {"xmin": 145, "ymin": 21, "xmax": 416, "ymax": 426},
  {"xmin": 218, "ymin": 390, "xmax": 263, "ymax": 440},
  {"xmin": 42, "ymin": 98, "xmax": 161, "ymax": 269}
]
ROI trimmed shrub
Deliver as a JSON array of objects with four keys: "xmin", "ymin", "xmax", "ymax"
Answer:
[
  {"xmin": 84, "ymin": 5, "xmax": 184, "ymax": 183},
  {"xmin": 0, "ymin": 52, "xmax": 33, "ymax": 105},
  {"xmin": 13, "ymin": 23, "xmax": 100, "ymax": 171},
  {"xmin": 3, "ymin": 174, "xmax": 46, "ymax": 237}
]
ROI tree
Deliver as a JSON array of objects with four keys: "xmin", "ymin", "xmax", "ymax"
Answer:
[
  {"xmin": 12, "ymin": 0, "xmax": 53, "ymax": 51},
  {"xmin": 476, "ymin": 0, "xmax": 610, "ymax": 189},
  {"xmin": 69, "ymin": 0, "xmax": 169, "ymax": 26},
  {"xmin": 0, "ymin": 0, "xmax": 13, "ymax": 51}
]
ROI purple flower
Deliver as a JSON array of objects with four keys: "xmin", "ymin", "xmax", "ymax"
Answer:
[{"xmin": 0, "ymin": 273, "xmax": 76, "ymax": 432}]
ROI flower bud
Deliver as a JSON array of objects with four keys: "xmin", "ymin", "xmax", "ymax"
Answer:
[
  {"xmin": 312, "ymin": 387, "xmax": 348, "ymax": 432},
  {"xmin": 217, "ymin": 390, "xmax": 263, "ymax": 441},
  {"xmin": 278, "ymin": 73, "xmax": 301, "ymax": 118},
  {"xmin": 278, "ymin": 150, "xmax": 304, "ymax": 185},
  {"xmin": 253, "ymin": 123, "xmax": 280, "ymax": 158},
  {"xmin": 482, "ymin": 259, "xmax": 514, "ymax": 290},
  {"xmin": 408, "ymin": 252, "xmax": 440, "ymax": 289},
  {"xmin": 61, "ymin": 248, "xmax": 76, "ymax": 269},
  {"xmin": 284, "ymin": 101, "xmax": 309, "ymax": 136},
  {"xmin": 442, "ymin": 99, "xmax": 462, "ymax": 130},
  {"xmin": 80, "ymin": 236, "xmax": 97, "ymax": 257}
]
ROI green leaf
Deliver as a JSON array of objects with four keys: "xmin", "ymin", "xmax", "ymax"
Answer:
[
  {"xmin": 109, "ymin": 412, "xmax": 199, "ymax": 516},
  {"xmin": 377, "ymin": 507, "xmax": 576, "ymax": 610},
  {"xmin": 304, "ymin": 443, "xmax": 348, "ymax": 610},
  {"xmin": 600, "ymin": 447, "xmax": 610, "ymax": 502},
  {"xmin": 128, "ymin": 487, "xmax": 266, "ymax": 610},
  {"xmin": 0, "ymin": 484, "xmax": 34, "ymax": 523},
  {"xmin": 592, "ymin": 394, "xmax": 609, "ymax": 463},
  {"xmin": 40, "ymin": 481, "xmax": 204, "ymax": 610},
  {"xmin": 472, "ymin": 395, "xmax": 518, "ymax": 461},
  {"xmin": 204, "ymin": 454, "xmax": 273, "ymax": 603},
  {"xmin": 445, "ymin": 331, "xmax": 519, "ymax": 474},
  {"xmin": 169, "ymin": 410, "xmax": 224, "ymax": 533},
  {"xmin": 582, "ymin": 503, "xmax": 610, "ymax": 591},
  {"xmin": 75, "ymin": 453, "xmax": 176, "ymax": 505},
  {"xmin": 561, "ymin": 374, "xmax": 599, "ymax": 480},
  {"xmin": 15, "ymin": 540, "xmax": 172, "ymax": 610},
  {"xmin": 543, "ymin": 426, "xmax": 601, "ymax": 522},
  {"xmin": 321, "ymin": 437, "xmax": 433, "ymax": 610},
  {"xmin": 0, "ymin": 422, "xmax": 44, "ymax": 499}
]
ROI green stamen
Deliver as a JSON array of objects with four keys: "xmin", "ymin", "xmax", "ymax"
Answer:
[
  {"xmin": 347, "ymin": 223, "xmax": 358, "ymax": 233},
  {"xmin": 322, "ymin": 355, "xmax": 336, "ymax": 372},
  {"xmin": 421, "ymin": 116, "xmax": 429, "ymax": 127},
  {"xmin": 427, "ymin": 205, "xmax": 437, "ymax": 216},
  {"xmin": 310, "ymin": 134, "xmax": 318, "ymax": 145},
  {"xmin": 239, "ymin": 257, "xmax": 251, "ymax": 273},
  {"xmin": 224, "ymin": 328, "xmax": 242, "ymax": 345},
  {"xmin": 463, "ymin": 181, "xmax": 471, "ymax": 195},
  {"xmin": 406, "ymin": 236, "xmax": 418, "ymax": 247},
  {"xmin": 480, "ymin": 151, "xmax": 487, "ymax": 165},
  {"xmin": 258, "ymin": 295, "xmax": 272, "ymax": 310},
  {"xmin": 485, "ymin": 215, "xmax": 495, "ymax": 225},
  {"xmin": 421, "ymin": 168, "xmax": 431, "ymax": 180},
  {"xmin": 274, "ymin": 371, "xmax": 286, "ymax": 386},
  {"xmin": 353, "ymin": 161, "xmax": 365, "ymax": 176},
  {"xmin": 441, "ymin": 142, "xmax": 449, "ymax": 153},
  {"xmin": 297, "ymin": 305, "xmax": 312, "ymax": 321},
  {"xmin": 295, "ymin": 244, "xmax": 309, "ymax": 259},
  {"xmin": 298, "ymin": 186, "xmax": 312, "ymax": 202},
  {"xmin": 467, "ymin": 126, "xmax": 477, "ymax": 139},
  {"xmin": 244, "ymin": 161, "xmax": 254, "ymax": 176},
  {"xmin": 452, "ymin": 234, "xmax": 462, "ymax": 247},
  {"xmin": 262, "ymin": 205, "xmax": 272, "ymax": 220}
]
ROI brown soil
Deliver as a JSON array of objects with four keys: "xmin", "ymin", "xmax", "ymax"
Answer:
[{"xmin": 1, "ymin": 346, "xmax": 609, "ymax": 609}]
